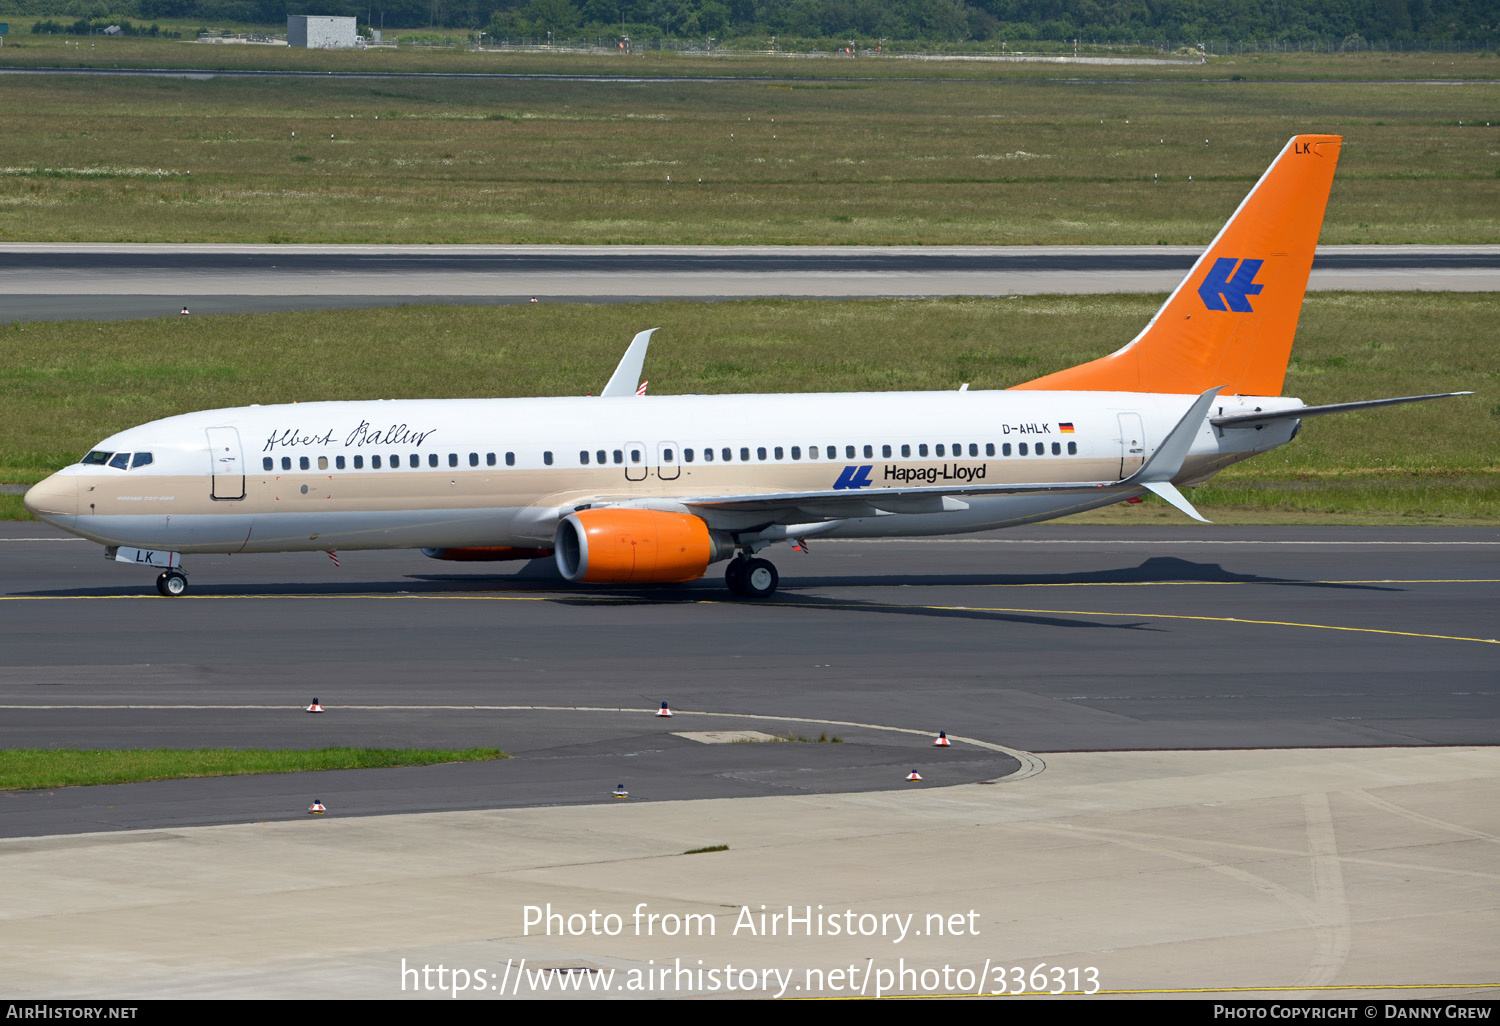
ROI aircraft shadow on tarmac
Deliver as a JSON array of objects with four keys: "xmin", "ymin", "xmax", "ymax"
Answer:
[{"xmin": 22, "ymin": 556, "xmax": 1400, "ymax": 603}]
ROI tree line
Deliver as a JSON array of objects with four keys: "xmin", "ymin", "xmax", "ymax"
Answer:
[{"xmin": 12, "ymin": 0, "xmax": 1497, "ymax": 46}]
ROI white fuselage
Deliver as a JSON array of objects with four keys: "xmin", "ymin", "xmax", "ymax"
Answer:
[{"xmin": 24, "ymin": 389, "xmax": 1302, "ymax": 556}]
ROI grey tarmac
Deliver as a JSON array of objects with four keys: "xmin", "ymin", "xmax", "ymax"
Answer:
[
  {"xmin": 1, "ymin": 244, "xmax": 1495, "ymax": 322},
  {"xmin": 1, "ymin": 522, "xmax": 1496, "ymax": 997}
]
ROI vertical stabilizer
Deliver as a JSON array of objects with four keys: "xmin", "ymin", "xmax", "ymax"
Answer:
[{"xmin": 1012, "ymin": 135, "xmax": 1341, "ymax": 396}]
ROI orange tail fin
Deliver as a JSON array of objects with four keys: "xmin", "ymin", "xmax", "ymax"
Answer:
[{"xmin": 1012, "ymin": 134, "xmax": 1341, "ymax": 396}]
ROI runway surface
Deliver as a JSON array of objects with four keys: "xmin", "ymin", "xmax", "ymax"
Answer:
[
  {"xmin": 3, "ymin": 244, "xmax": 1496, "ymax": 321},
  {"xmin": 2, "ymin": 521, "xmax": 1495, "ymax": 839}
]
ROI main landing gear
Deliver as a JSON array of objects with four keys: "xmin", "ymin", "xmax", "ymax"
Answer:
[
  {"xmin": 724, "ymin": 554, "xmax": 778, "ymax": 599},
  {"xmin": 155, "ymin": 570, "xmax": 188, "ymax": 597}
]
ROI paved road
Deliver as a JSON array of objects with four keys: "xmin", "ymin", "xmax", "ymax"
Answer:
[
  {"xmin": 2, "ymin": 522, "xmax": 1494, "ymax": 837},
  {"xmin": 2, "ymin": 244, "xmax": 1495, "ymax": 321}
]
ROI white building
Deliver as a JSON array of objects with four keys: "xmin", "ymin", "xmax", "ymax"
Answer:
[{"xmin": 287, "ymin": 15, "xmax": 357, "ymax": 49}]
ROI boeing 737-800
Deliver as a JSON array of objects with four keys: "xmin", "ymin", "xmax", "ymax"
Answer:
[{"xmin": 23, "ymin": 134, "xmax": 1467, "ymax": 598}]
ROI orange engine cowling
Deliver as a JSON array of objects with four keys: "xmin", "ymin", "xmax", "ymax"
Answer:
[{"xmin": 554, "ymin": 508, "xmax": 721, "ymax": 584}]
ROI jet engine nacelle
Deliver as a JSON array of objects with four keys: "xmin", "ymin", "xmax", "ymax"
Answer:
[{"xmin": 553, "ymin": 508, "xmax": 727, "ymax": 583}]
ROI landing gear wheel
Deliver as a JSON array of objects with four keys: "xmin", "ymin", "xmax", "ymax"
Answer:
[
  {"xmin": 725, "ymin": 557, "xmax": 749, "ymax": 597},
  {"xmin": 156, "ymin": 570, "xmax": 188, "ymax": 597},
  {"xmin": 741, "ymin": 558, "xmax": 778, "ymax": 599}
]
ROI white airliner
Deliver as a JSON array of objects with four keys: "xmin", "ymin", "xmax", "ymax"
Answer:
[{"xmin": 24, "ymin": 134, "xmax": 1466, "ymax": 598}]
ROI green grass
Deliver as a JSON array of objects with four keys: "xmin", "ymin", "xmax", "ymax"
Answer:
[
  {"xmin": 0, "ymin": 746, "xmax": 509, "ymax": 790},
  {"xmin": 2, "ymin": 31, "xmax": 1497, "ymax": 81},
  {"xmin": 4, "ymin": 291, "xmax": 1493, "ymax": 481},
  {"xmin": 0, "ymin": 65, "xmax": 1494, "ymax": 244}
]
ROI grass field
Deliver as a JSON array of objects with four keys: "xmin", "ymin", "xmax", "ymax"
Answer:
[
  {"xmin": 0, "ymin": 746, "xmax": 508, "ymax": 790},
  {"xmin": 0, "ymin": 62, "xmax": 1494, "ymax": 244},
  {"xmin": 3, "ymin": 30, "xmax": 1498, "ymax": 80},
  {"xmin": 3, "ymin": 292, "xmax": 1494, "ymax": 521}
]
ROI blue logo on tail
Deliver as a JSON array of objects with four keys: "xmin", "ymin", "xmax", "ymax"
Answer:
[
  {"xmin": 1198, "ymin": 257, "xmax": 1264, "ymax": 313},
  {"xmin": 833, "ymin": 465, "xmax": 873, "ymax": 490}
]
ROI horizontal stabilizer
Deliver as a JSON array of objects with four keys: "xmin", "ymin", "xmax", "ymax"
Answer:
[{"xmin": 1212, "ymin": 391, "xmax": 1472, "ymax": 427}]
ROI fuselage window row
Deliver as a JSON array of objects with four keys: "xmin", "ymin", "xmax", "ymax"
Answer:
[{"xmin": 253, "ymin": 440, "xmax": 1079, "ymax": 476}]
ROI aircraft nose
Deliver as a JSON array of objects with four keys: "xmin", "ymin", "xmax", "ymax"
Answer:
[{"xmin": 23, "ymin": 473, "xmax": 78, "ymax": 520}]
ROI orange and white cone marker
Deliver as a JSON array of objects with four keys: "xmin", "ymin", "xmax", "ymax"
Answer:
[
  {"xmin": 906, "ymin": 770, "xmax": 923, "ymax": 782},
  {"xmin": 306, "ymin": 698, "xmax": 324, "ymax": 713},
  {"xmin": 933, "ymin": 731, "xmax": 951, "ymax": 747},
  {"xmin": 656, "ymin": 702, "xmax": 673, "ymax": 718},
  {"xmin": 308, "ymin": 799, "xmax": 326, "ymax": 814},
  {"xmin": 612, "ymin": 784, "xmax": 629, "ymax": 798}
]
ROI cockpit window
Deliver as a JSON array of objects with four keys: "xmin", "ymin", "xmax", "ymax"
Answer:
[
  {"xmin": 81, "ymin": 451, "xmax": 113, "ymax": 466},
  {"xmin": 131, "ymin": 452, "xmax": 153, "ymax": 469},
  {"xmin": 108, "ymin": 453, "xmax": 131, "ymax": 470}
]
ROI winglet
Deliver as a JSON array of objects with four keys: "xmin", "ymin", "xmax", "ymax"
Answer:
[{"xmin": 600, "ymin": 328, "xmax": 656, "ymax": 398}]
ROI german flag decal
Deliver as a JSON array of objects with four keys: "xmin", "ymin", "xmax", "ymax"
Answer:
[{"xmin": 1058, "ymin": 422, "xmax": 1075, "ymax": 434}]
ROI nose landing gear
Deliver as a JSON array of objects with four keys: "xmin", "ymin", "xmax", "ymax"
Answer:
[
  {"xmin": 725, "ymin": 555, "xmax": 778, "ymax": 599},
  {"xmin": 155, "ymin": 570, "xmax": 188, "ymax": 597}
]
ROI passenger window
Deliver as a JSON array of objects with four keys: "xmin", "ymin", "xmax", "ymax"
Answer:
[
  {"xmin": 663, "ymin": 448, "xmax": 674, "ymax": 462},
  {"xmin": 790, "ymin": 446, "xmax": 800, "ymax": 460},
  {"xmin": 630, "ymin": 449, "xmax": 641, "ymax": 463},
  {"xmin": 131, "ymin": 452, "xmax": 153, "ymax": 469},
  {"xmin": 740, "ymin": 448, "xmax": 750, "ymax": 461},
  {"xmin": 428, "ymin": 453, "xmax": 438, "ymax": 468},
  {"xmin": 863, "ymin": 445, "xmax": 873, "ymax": 459},
  {"xmin": 845, "ymin": 445, "xmax": 855, "ymax": 459},
  {"xmin": 703, "ymin": 448, "xmax": 713, "ymax": 462},
  {"xmin": 723, "ymin": 448, "xmax": 733, "ymax": 462},
  {"xmin": 1051, "ymin": 442, "xmax": 1061, "ymax": 455},
  {"xmin": 337, "ymin": 456, "xmax": 346, "ymax": 469},
  {"xmin": 299, "ymin": 456, "xmax": 310, "ymax": 471},
  {"xmin": 263, "ymin": 457, "xmax": 274, "ymax": 471},
  {"xmin": 970, "ymin": 443, "xmax": 979, "ymax": 457},
  {"xmin": 684, "ymin": 449, "xmax": 694, "ymax": 462},
  {"xmin": 409, "ymin": 454, "xmax": 420, "ymax": 468},
  {"xmin": 882, "ymin": 445, "xmax": 891, "ymax": 458},
  {"xmin": 1003, "ymin": 443, "xmax": 1012, "ymax": 456},
  {"xmin": 1036, "ymin": 444, "xmax": 1045, "ymax": 456},
  {"xmin": 487, "ymin": 453, "xmax": 497, "ymax": 466},
  {"xmin": 469, "ymin": 453, "xmax": 479, "ymax": 467},
  {"xmin": 935, "ymin": 444, "xmax": 945, "ymax": 457},
  {"xmin": 449, "ymin": 453, "xmax": 458, "ymax": 468},
  {"xmin": 826, "ymin": 446, "xmax": 836, "ymax": 459},
  {"xmin": 1067, "ymin": 441, "xmax": 1077, "ymax": 455},
  {"xmin": 505, "ymin": 452, "xmax": 515, "ymax": 466},
  {"xmin": 757, "ymin": 447, "xmax": 767, "ymax": 460},
  {"xmin": 543, "ymin": 451, "xmax": 553, "ymax": 466},
  {"xmin": 580, "ymin": 451, "xmax": 590, "ymax": 465},
  {"xmin": 918, "ymin": 444, "xmax": 928, "ymax": 457},
  {"xmin": 1018, "ymin": 443, "xmax": 1027, "ymax": 456},
  {"xmin": 354, "ymin": 455, "xmax": 364, "ymax": 469},
  {"xmin": 318, "ymin": 456, "xmax": 329, "ymax": 470},
  {"xmin": 901, "ymin": 444, "xmax": 910, "ymax": 458},
  {"xmin": 372, "ymin": 455, "xmax": 382, "ymax": 469},
  {"xmin": 773, "ymin": 446, "xmax": 782, "ymax": 460},
  {"xmin": 596, "ymin": 450, "xmax": 606, "ymax": 464},
  {"xmin": 807, "ymin": 445, "xmax": 818, "ymax": 460},
  {"xmin": 613, "ymin": 450, "xmax": 623, "ymax": 464},
  {"xmin": 390, "ymin": 453, "xmax": 399, "ymax": 467}
]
